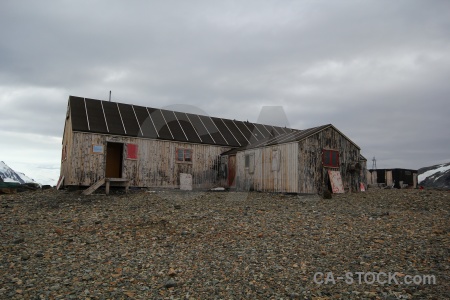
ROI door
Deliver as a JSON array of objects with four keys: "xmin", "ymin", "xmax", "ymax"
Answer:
[
  {"xmin": 386, "ymin": 170, "xmax": 393, "ymax": 186},
  {"xmin": 228, "ymin": 155, "xmax": 236, "ymax": 187},
  {"xmin": 105, "ymin": 142, "xmax": 123, "ymax": 178}
]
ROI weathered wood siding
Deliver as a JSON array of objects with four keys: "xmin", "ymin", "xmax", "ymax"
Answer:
[
  {"xmin": 63, "ymin": 132, "xmax": 230, "ymax": 188},
  {"xmin": 235, "ymin": 143, "xmax": 299, "ymax": 193},
  {"xmin": 359, "ymin": 159, "xmax": 368, "ymax": 187},
  {"xmin": 298, "ymin": 127, "xmax": 360, "ymax": 194},
  {"xmin": 60, "ymin": 113, "xmax": 74, "ymax": 186}
]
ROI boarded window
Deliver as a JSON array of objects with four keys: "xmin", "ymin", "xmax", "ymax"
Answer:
[
  {"xmin": 245, "ymin": 153, "xmax": 255, "ymax": 173},
  {"xmin": 126, "ymin": 144, "xmax": 138, "ymax": 159},
  {"xmin": 271, "ymin": 149, "xmax": 280, "ymax": 171},
  {"xmin": 177, "ymin": 148, "xmax": 192, "ymax": 162},
  {"xmin": 323, "ymin": 149, "xmax": 339, "ymax": 168}
]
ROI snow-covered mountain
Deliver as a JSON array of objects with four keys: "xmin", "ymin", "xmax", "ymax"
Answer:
[
  {"xmin": 0, "ymin": 161, "xmax": 38, "ymax": 184},
  {"xmin": 418, "ymin": 162, "xmax": 450, "ymax": 189}
]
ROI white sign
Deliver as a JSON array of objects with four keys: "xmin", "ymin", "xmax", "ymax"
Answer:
[{"xmin": 180, "ymin": 173, "xmax": 192, "ymax": 191}]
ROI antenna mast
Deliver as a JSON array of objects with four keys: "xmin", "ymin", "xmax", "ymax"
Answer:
[{"xmin": 372, "ymin": 156, "xmax": 377, "ymax": 170}]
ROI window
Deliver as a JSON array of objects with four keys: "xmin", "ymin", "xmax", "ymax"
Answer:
[
  {"xmin": 177, "ymin": 148, "xmax": 192, "ymax": 162},
  {"xmin": 245, "ymin": 153, "xmax": 255, "ymax": 173},
  {"xmin": 322, "ymin": 149, "xmax": 340, "ymax": 168},
  {"xmin": 271, "ymin": 149, "xmax": 280, "ymax": 171}
]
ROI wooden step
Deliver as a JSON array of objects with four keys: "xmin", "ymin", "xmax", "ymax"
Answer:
[
  {"xmin": 105, "ymin": 178, "xmax": 129, "ymax": 195},
  {"xmin": 82, "ymin": 178, "xmax": 105, "ymax": 195}
]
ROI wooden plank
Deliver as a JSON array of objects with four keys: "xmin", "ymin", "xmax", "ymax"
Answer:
[
  {"xmin": 105, "ymin": 180, "xmax": 110, "ymax": 195},
  {"xmin": 82, "ymin": 178, "xmax": 105, "ymax": 195},
  {"xmin": 56, "ymin": 175, "xmax": 64, "ymax": 190},
  {"xmin": 328, "ymin": 170, "xmax": 344, "ymax": 193},
  {"xmin": 105, "ymin": 178, "xmax": 129, "ymax": 195},
  {"xmin": 106, "ymin": 178, "xmax": 129, "ymax": 182}
]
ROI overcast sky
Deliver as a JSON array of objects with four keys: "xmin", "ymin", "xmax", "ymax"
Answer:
[{"xmin": 1, "ymin": 0, "xmax": 449, "ymax": 183}]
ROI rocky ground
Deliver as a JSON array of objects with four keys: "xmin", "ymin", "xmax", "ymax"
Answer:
[{"xmin": 0, "ymin": 187, "xmax": 449, "ymax": 299}]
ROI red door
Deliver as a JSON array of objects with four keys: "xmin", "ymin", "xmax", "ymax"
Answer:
[{"xmin": 228, "ymin": 155, "xmax": 236, "ymax": 187}]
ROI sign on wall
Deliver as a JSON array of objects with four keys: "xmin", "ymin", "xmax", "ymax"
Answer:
[
  {"xmin": 126, "ymin": 144, "xmax": 138, "ymax": 159},
  {"xmin": 328, "ymin": 170, "xmax": 345, "ymax": 193},
  {"xmin": 92, "ymin": 144, "xmax": 104, "ymax": 154},
  {"xmin": 180, "ymin": 173, "xmax": 192, "ymax": 190}
]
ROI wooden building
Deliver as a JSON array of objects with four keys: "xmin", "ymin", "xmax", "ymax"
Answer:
[
  {"xmin": 60, "ymin": 96, "xmax": 294, "ymax": 190},
  {"xmin": 60, "ymin": 96, "xmax": 365, "ymax": 194},
  {"xmin": 221, "ymin": 124, "xmax": 364, "ymax": 194},
  {"xmin": 367, "ymin": 168, "xmax": 418, "ymax": 188}
]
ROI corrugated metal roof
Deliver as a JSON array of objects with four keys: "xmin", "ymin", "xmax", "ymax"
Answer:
[{"xmin": 68, "ymin": 96, "xmax": 295, "ymax": 147}]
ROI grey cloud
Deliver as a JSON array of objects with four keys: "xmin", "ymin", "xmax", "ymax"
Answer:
[{"xmin": 0, "ymin": 0, "xmax": 449, "ymax": 171}]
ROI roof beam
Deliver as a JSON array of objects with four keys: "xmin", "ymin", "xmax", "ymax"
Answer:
[
  {"xmin": 232, "ymin": 120, "xmax": 250, "ymax": 144},
  {"xmin": 145, "ymin": 107, "xmax": 159, "ymax": 138},
  {"xmin": 159, "ymin": 109, "xmax": 174, "ymax": 140},
  {"xmin": 185, "ymin": 113, "xmax": 202, "ymax": 142},
  {"xmin": 83, "ymin": 98, "xmax": 91, "ymax": 131},
  {"xmin": 100, "ymin": 101, "xmax": 109, "ymax": 133},
  {"xmin": 197, "ymin": 115, "xmax": 215, "ymax": 144},
  {"xmin": 220, "ymin": 118, "xmax": 240, "ymax": 146},
  {"xmin": 173, "ymin": 111, "xmax": 188, "ymax": 141},
  {"xmin": 131, "ymin": 105, "xmax": 144, "ymax": 137},
  {"xmin": 116, "ymin": 103, "xmax": 127, "ymax": 134}
]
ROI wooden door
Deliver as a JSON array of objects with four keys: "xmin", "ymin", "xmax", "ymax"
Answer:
[
  {"xmin": 228, "ymin": 155, "xmax": 236, "ymax": 187},
  {"xmin": 105, "ymin": 142, "xmax": 123, "ymax": 178},
  {"xmin": 386, "ymin": 170, "xmax": 393, "ymax": 186}
]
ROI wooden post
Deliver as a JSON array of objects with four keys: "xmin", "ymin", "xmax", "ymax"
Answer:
[{"xmin": 105, "ymin": 180, "xmax": 110, "ymax": 195}]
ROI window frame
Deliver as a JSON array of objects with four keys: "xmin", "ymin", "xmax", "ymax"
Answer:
[
  {"xmin": 271, "ymin": 149, "xmax": 280, "ymax": 172},
  {"xmin": 322, "ymin": 149, "xmax": 340, "ymax": 168},
  {"xmin": 176, "ymin": 148, "xmax": 193, "ymax": 163},
  {"xmin": 245, "ymin": 152, "xmax": 255, "ymax": 174}
]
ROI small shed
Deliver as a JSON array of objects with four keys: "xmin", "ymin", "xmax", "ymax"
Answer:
[{"xmin": 369, "ymin": 168, "xmax": 418, "ymax": 188}]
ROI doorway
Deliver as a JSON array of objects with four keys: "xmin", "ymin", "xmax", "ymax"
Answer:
[
  {"xmin": 228, "ymin": 155, "xmax": 236, "ymax": 187},
  {"xmin": 105, "ymin": 142, "xmax": 123, "ymax": 178}
]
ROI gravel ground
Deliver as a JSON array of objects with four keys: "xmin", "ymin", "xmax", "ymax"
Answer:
[{"xmin": 0, "ymin": 188, "xmax": 449, "ymax": 299}]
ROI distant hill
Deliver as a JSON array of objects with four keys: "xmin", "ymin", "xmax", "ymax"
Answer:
[
  {"xmin": 0, "ymin": 161, "xmax": 37, "ymax": 184},
  {"xmin": 418, "ymin": 162, "xmax": 450, "ymax": 189}
]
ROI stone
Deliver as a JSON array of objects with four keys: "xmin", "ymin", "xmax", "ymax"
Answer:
[{"xmin": 164, "ymin": 278, "xmax": 177, "ymax": 288}]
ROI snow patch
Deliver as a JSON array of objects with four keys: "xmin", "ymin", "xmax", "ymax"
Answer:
[
  {"xmin": 0, "ymin": 161, "xmax": 39, "ymax": 184},
  {"xmin": 418, "ymin": 164, "xmax": 450, "ymax": 183},
  {"xmin": 3, "ymin": 178, "xmax": 18, "ymax": 183}
]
